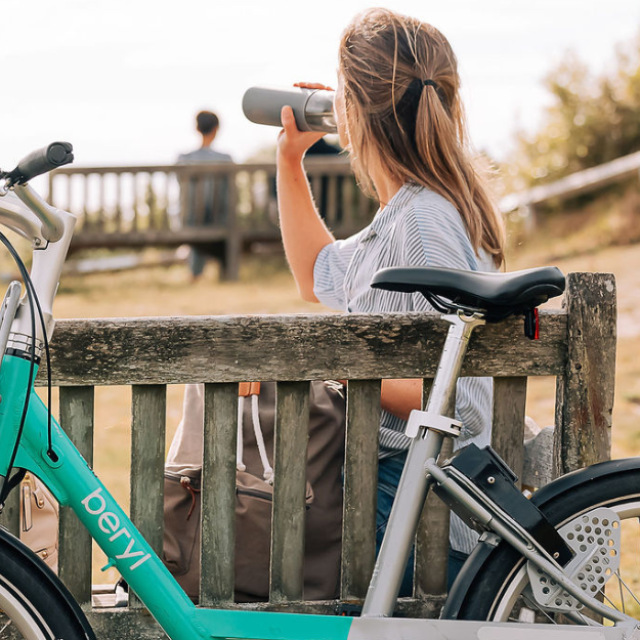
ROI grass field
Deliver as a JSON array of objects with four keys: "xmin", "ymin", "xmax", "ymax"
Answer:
[{"xmin": 31, "ymin": 235, "xmax": 640, "ymax": 588}]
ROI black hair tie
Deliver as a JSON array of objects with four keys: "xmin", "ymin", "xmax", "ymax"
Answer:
[{"xmin": 423, "ymin": 79, "xmax": 438, "ymax": 89}]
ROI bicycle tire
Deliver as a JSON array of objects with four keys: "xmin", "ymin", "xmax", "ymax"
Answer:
[
  {"xmin": 447, "ymin": 463, "xmax": 640, "ymax": 624},
  {"xmin": 0, "ymin": 527, "xmax": 94, "ymax": 639}
]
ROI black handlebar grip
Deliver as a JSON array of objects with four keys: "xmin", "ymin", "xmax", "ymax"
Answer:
[{"xmin": 10, "ymin": 142, "xmax": 74, "ymax": 185}]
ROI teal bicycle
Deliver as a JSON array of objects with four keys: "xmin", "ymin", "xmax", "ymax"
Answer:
[{"xmin": 1, "ymin": 144, "xmax": 640, "ymax": 640}]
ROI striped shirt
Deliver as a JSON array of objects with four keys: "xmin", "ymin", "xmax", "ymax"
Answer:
[{"xmin": 313, "ymin": 182, "xmax": 495, "ymax": 552}]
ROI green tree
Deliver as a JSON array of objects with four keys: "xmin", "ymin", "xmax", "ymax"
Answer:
[{"xmin": 506, "ymin": 32, "xmax": 640, "ymax": 191}]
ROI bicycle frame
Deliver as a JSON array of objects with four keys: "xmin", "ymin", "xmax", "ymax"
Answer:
[{"xmin": 0, "ymin": 180, "xmax": 637, "ymax": 640}]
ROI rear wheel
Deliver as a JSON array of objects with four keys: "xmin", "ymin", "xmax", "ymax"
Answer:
[
  {"xmin": 0, "ymin": 529, "xmax": 94, "ymax": 639},
  {"xmin": 452, "ymin": 468, "xmax": 640, "ymax": 625}
]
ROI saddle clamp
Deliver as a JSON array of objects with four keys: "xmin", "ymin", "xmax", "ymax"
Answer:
[{"xmin": 405, "ymin": 410, "xmax": 462, "ymax": 439}]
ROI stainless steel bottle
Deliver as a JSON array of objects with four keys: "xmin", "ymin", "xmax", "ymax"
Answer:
[{"xmin": 242, "ymin": 86, "xmax": 337, "ymax": 134}]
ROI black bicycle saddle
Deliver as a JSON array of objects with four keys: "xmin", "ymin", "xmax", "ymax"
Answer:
[{"xmin": 370, "ymin": 266, "xmax": 565, "ymax": 321}]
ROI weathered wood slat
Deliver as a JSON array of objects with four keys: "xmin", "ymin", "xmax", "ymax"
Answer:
[
  {"xmin": 416, "ymin": 441, "xmax": 452, "ymax": 597},
  {"xmin": 97, "ymin": 175, "xmax": 106, "ymax": 232},
  {"xmin": 39, "ymin": 312, "xmax": 567, "ymax": 387},
  {"xmin": 131, "ymin": 173, "xmax": 140, "ymax": 233},
  {"xmin": 114, "ymin": 174, "xmax": 123, "ymax": 232},
  {"xmin": 492, "ymin": 377, "xmax": 528, "ymax": 485},
  {"xmin": 59, "ymin": 386, "xmax": 95, "ymax": 604},
  {"xmin": 270, "ymin": 382, "xmax": 309, "ymax": 602},
  {"xmin": 83, "ymin": 175, "xmax": 90, "ymax": 220},
  {"xmin": 66, "ymin": 176, "xmax": 73, "ymax": 219},
  {"xmin": 222, "ymin": 176, "xmax": 240, "ymax": 281},
  {"xmin": 415, "ymin": 381, "xmax": 452, "ymax": 597},
  {"xmin": 326, "ymin": 175, "xmax": 338, "ymax": 225},
  {"xmin": 160, "ymin": 173, "xmax": 170, "ymax": 230},
  {"xmin": 342, "ymin": 177, "xmax": 354, "ymax": 227},
  {"xmin": 201, "ymin": 383, "xmax": 238, "ymax": 605},
  {"xmin": 554, "ymin": 272, "xmax": 616, "ymax": 476},
  {"xmin": 357, "ymin": 188, "xmax": 370, "ymax": 221},
  {"xmin": 193, "ymin": 177, "xmax": 205, "ymax": 227},
  {"xmin": 129, "ymin": 385, "xmax": 166, "ymax": 607},
  {"xmin": 341, "ymin": 380, "xmax": 380, "ymax": 600}
]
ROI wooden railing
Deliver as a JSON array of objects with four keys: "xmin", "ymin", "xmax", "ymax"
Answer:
[
  {"xmin": 47, "ymin": 159, "xmax": 376, "ymax": 279},
  {"xmin": 499, "ymin": 149, "xmax": 640, "ymax": 227},
  {"xmin": 0, "ymin": 273, "xmax": 616, "ymax": 639}
]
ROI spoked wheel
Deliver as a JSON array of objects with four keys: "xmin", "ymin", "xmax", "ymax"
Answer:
[
  {"xmin": 452, "ymin": 468, "xmax": 640, "ymax": 626},
  {"xmin": 0, "ymin": 530, "xmax": 94, "ymax": 639}
]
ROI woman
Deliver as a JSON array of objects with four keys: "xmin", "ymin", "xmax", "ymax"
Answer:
[{"xmin": 276, "ymin": 8, "xmax": 505, "ymax": 593}]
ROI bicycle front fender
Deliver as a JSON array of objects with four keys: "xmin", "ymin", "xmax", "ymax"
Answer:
[{"xmin": 442, "ymin": 456, "xmax": 640, "ymax": 619}]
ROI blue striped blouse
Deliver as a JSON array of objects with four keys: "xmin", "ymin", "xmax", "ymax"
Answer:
[{"xmin": 313, "ymin": 182, "xmax": 496, "ymax": 552}]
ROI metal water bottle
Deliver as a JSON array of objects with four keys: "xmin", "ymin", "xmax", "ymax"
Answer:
[{"xmin": 242, "ymin": 86, "xmax": 337, "ymax": 133}]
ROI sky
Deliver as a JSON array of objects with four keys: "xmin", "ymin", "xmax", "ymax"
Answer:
[{"xmin": 2, "ymin": 0, "xmax": 640, "ymax": 170}]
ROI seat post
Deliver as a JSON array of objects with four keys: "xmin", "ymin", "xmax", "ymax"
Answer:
[
  {"xmin": 424, "ymin": 311, "xmax": 486, "ymax": 418},
  {"xmin": 362, "ymin": 311, "xmax": 485, "ymax": 617}
]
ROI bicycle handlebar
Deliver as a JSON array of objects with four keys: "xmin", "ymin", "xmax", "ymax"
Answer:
[
  {"xmin": 0, "ymin": 143, "xmax": 75, "ymax": 244},
  {"xmin": 4, "ymin": 142, "xmax": 74, "ymax": 187}
]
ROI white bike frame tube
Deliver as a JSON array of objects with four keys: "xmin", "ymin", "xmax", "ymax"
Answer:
[
  {"xmin": 362, "ymin": 313, "xmax": 485, "ymax": 617},
  {"xmin": 0, "ymin": 189, "xmax": 77, "ymax": 345},
  {"xmin": 13, "ymin": 184, "xmax": 66, "ymax": 243},
  {"xmin": 0, "ymin": 190, "xmax": 47, "ymax": 245}
]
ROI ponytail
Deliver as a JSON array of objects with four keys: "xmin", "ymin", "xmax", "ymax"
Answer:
[{"xmin": 340, "ymin": 9, "xmax": 505, "ymax": 268}]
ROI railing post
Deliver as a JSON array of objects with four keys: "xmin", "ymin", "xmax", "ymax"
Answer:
[
  {"xmin": 201, "ymin": 383, "xmax": 238, "ymax": 605},
  {"xmin": 554, "ymin": 272, "xmax": 616, "ymax": 476},
  {"xmin": 415, "ymin": 381, "xmax": 451, "ymax": 599},
  {"xmin": 340, "ymin": 380, "xmax": 380, "ymax": 601},
  {"xmin": 269, "ymin": 382, "xmax": 310, "ymax": 602},
  {"xmin": 222, "ymin": 171, "xmax": 240, "ymax": 281},
  {"xmin": 130, "ymin": 384, "xmax": 167, "ymax": 608},
  {"xmin": 492, "ymin": 377, "xmax": 528, "ymax": 486},
  {"xmin": 59, "ymin": 386, "xmax": 95, "ymax": 604}
]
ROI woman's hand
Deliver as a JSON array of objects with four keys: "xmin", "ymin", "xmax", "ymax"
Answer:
[
  {"xmin": 277, "ymin": 106, "xmax": 325, "ymax": 165},
  {"xmin": 276, "ymin": 82, "xmax": 335, "ymax": 166}
]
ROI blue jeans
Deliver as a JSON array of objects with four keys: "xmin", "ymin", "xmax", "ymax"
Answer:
[{"xmin": 376, "ymin": 453, "xmax": 467, "ymax": 596}]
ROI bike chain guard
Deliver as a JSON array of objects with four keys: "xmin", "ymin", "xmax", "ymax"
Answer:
[{"xmin": 526, "ymin": 507, "xmax": 621, "ymax": 613}]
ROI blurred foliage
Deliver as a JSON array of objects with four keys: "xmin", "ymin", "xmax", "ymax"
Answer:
[{"xmin": 504, "ymin": 31, "xmax": 640, "ymax": 192}]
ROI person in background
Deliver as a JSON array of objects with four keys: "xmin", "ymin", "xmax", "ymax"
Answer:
[
  {"xmin": 177, "ymin": 110, "xmax": 233, "ymax": 281},
  {"xmin": 276, "ymin": 8, "xmax": 505, "ymax": 593}
]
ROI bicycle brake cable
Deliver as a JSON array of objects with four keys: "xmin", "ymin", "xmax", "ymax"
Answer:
[
  {"xmin": 0, "ymin": 230, "xmax": 55, "ymax": 504},
  {"xmin": 7, "ymin": 233, "xmax": 55, "ymax": 461},
  {"xmin": 0, "ymin": 231, "xmax": 37, "ymax": 505}
]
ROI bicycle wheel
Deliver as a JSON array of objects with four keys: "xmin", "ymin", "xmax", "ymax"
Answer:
[
  {"xmin": 449, "ymin": 464, "xmax": 640, "ymax": 625},
  {"xmin": 0, "ymin": 528, "xmax": 94, "ymax": 639}
]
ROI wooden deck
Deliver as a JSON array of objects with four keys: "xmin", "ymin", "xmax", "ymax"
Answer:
[{"xmin": 48, "ymin": 159, "xmax": 376, "ymax": 278}]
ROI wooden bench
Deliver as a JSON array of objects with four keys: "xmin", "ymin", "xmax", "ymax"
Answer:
[{"xmin": 0, "ymin": 272, "xmax": 616, "ymax": 639}]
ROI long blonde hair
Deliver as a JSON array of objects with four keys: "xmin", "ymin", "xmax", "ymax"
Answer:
[{"xmin": 339, "ymin": 8, "xmax": 505, "ymax": 267}]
